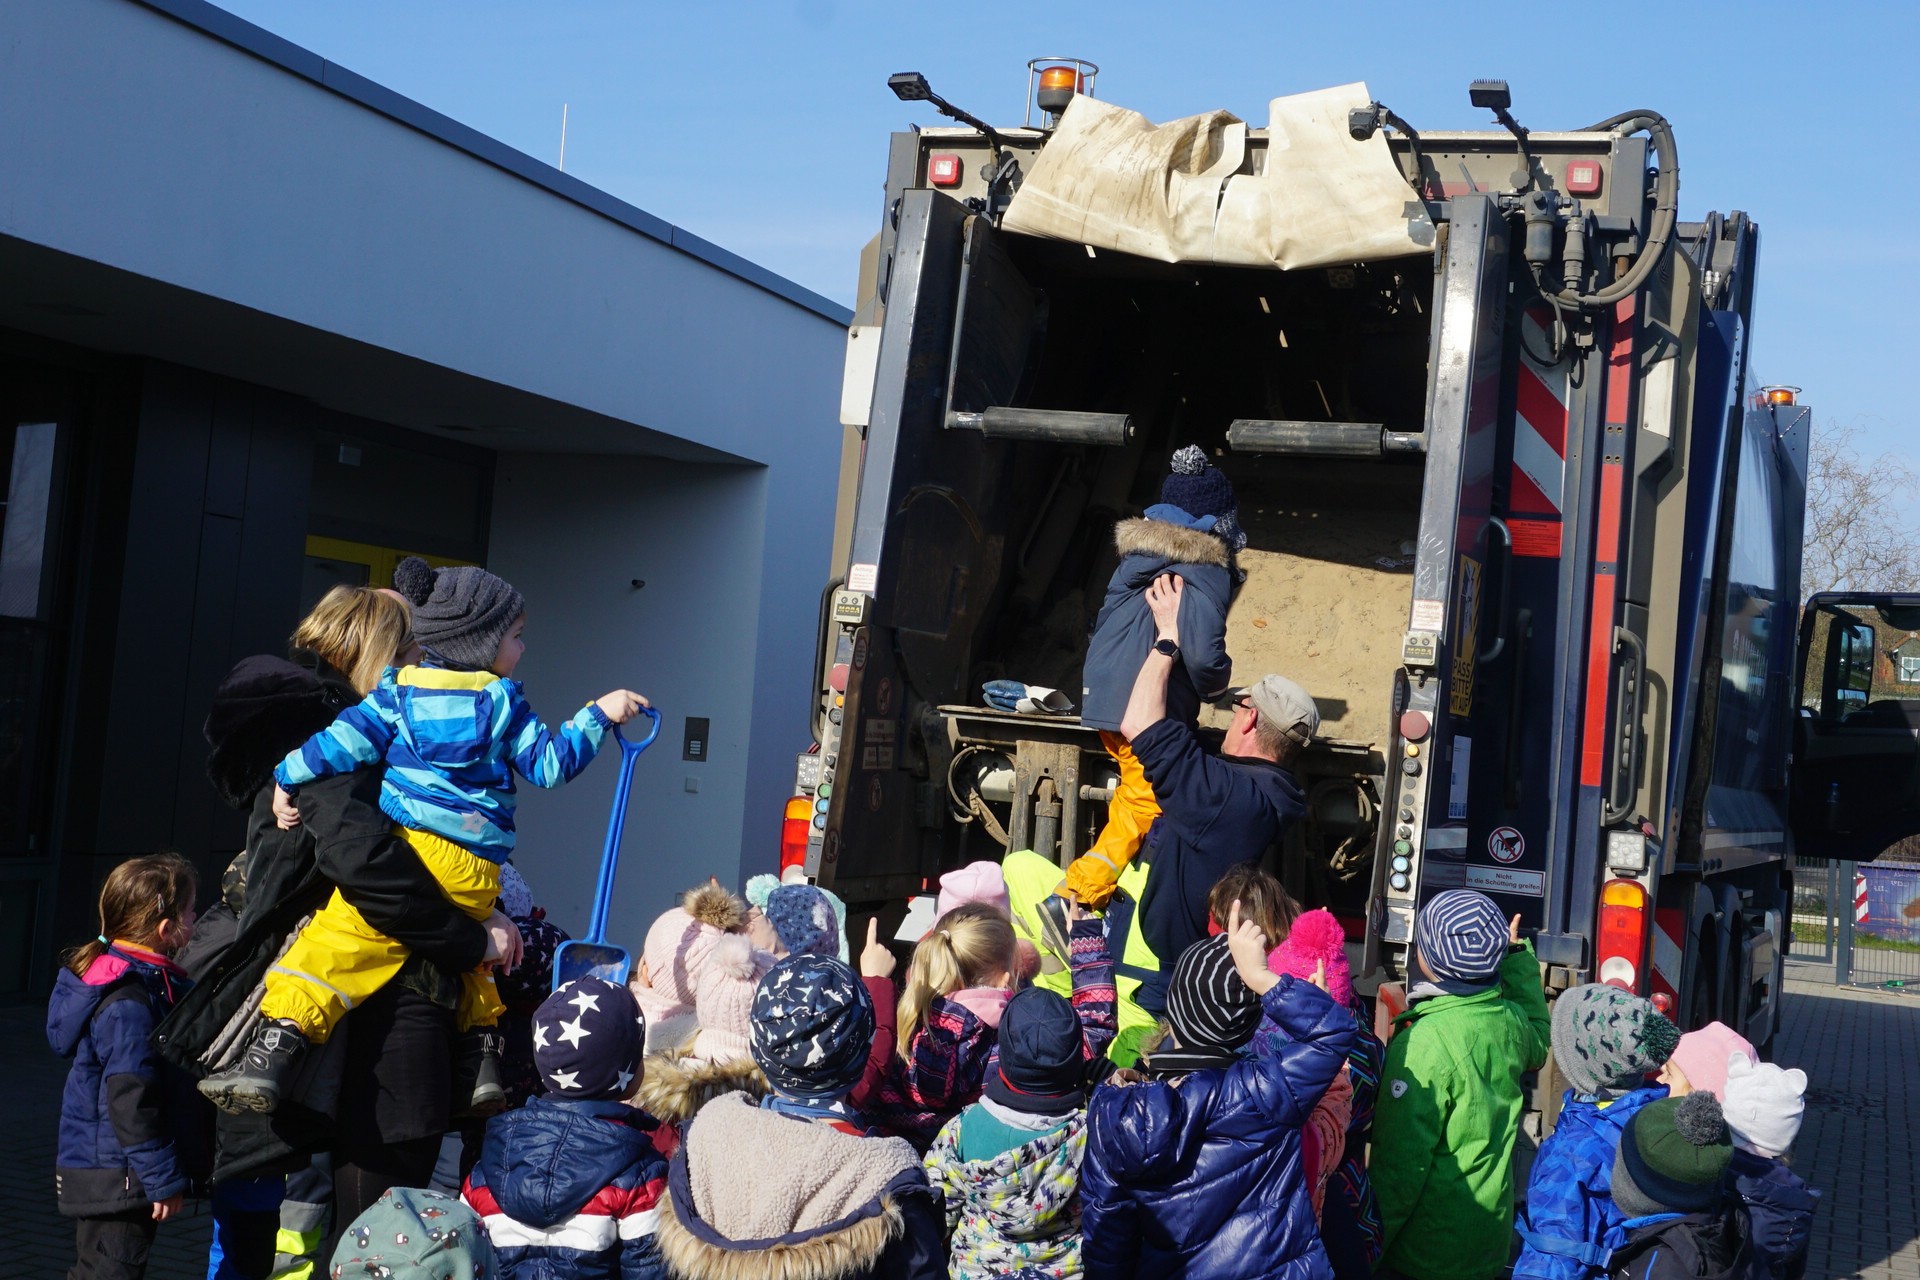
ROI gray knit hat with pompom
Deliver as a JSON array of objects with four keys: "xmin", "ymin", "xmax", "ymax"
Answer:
[{"xmin": 392, "ymin": 556, "xmax": 524, "ymax": 673}]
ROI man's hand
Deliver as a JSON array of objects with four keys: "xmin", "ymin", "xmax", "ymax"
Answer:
[
  {"xmin": 272, "ymin": 784, "xmax": 301, "ymax": 830},
  {"xmin": 483, "ymin": 910, "xmax": 524, "ymax": 974},
  {"xmin": 859, "ymin": 918, "xmax": 897, "ymax": 980},
  {"xmin": 152, "ymin": 1194, "xmax": 184, "ymax": 1222},
  {"xmin": 595, "ymin": 690, "xmax": 651, "ymax": 725},
  {"xmin": 1146, "ymin": 573, "xmax": 1184, "ymax": 645},
  {"xmin": 1227, "ymin": 899, "xmax": 1280, "ymax": 996}
]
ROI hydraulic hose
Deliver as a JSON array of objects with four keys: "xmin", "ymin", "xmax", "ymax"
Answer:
[{"xmin": 1553, "ymin": 110, "xmax": 1679, "ymax": 310}]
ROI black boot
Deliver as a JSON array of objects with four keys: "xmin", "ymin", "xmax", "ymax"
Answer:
[
  {"xmin": 453, "ymin": 1027, "xmax": 508, "ymax": 1118},
  {"xmin": 197, "ymin": 1017, "xmax": 309, "ymax": 1114}
]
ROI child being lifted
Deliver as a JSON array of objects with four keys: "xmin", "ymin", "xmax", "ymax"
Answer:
[{"xmin": 198, "ymin": 556, "xmax": 648, "ymax": 1118}]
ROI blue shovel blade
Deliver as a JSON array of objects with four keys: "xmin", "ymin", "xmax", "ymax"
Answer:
[{"xmin": 552, "ymin": 939, "xmax": 632, "ymax": 990}]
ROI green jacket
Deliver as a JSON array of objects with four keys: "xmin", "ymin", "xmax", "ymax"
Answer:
[{"xmin": 1372, "ymin": 941, "xmax": 1550, "ymax": 1280}]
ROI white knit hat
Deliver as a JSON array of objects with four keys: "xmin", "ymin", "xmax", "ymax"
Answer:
[
  {"xmin": 1722, "ymin": 1051, "xmax": 1808, "ymax": 1157},
  {"xmin": 691, "ymin": 934, "xmax": 775, "ymax": 1065}
]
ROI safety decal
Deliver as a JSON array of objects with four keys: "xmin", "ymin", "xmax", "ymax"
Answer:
[{"xmin": 1487, "ymin": 826, "xmax": 1525, "ymax": 864}]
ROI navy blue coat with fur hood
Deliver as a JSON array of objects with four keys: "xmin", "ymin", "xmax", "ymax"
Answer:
[
  {"xmin": 1081, "ymin": 976, "xmax": 1356, "ymax": 1280},
  {"xmin": 1080, "ymin": 515, "xmax": 1237, "ymax": 733},
  {"xmin": 48, "ymin": 944, "xmax": 208, "ymax": 1216}
]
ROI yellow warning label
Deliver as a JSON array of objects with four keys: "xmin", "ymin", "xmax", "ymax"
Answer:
[{"xmin": 1449, "ymin": 555, "xmax": 1481, "ymax": 718}]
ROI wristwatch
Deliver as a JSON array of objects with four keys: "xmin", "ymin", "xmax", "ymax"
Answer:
[{"xmin": 1152, "ymin": 637, "xmax": 1180, "ymax": 659}]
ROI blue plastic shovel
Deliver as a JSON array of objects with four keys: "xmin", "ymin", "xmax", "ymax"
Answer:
[{"xmin": 552, "ymin": 706, "xmax": 661, "ymax": 990}]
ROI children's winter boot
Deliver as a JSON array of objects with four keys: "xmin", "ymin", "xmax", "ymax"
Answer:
[
  {"xmin": 197, "ymin": 1017, "xmax": 309, "ymax": 1114},
  {"xmin": 453, "ymin": 1027, "xmax": 508, "ymax": 1117}
]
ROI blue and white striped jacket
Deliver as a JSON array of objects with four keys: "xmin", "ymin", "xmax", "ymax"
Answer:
[{"xmin": 273, "ymin": 664, "xmax": 610, "ymax": 859}]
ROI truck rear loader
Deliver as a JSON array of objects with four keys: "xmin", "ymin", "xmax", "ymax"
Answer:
[{"xmin": 787, "ymin": 68, "xmax": 1826, "ymax": 1055}]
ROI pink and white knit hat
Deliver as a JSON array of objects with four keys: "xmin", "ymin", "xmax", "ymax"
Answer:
[{"xmin": 691, "ymin": 934, "xmax": 776, "ymax": 1065}]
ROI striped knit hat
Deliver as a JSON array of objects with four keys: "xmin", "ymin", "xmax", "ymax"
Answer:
[
  {"xmin": 1414, "ymin": 889, "xmax": 1508, "ymax": 985},
  {"xmin": 1165, "ymin": 935, "xmax": 1263, "ymax": 1055},
  {"xmin": 1551, "ymin": 983, "xmax": 1679, "ymax": 1097}
]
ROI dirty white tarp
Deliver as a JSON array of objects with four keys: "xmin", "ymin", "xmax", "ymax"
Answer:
[{"xmin": 1002, "ymin": 82, "xmax": 1434, "ymax": 271}]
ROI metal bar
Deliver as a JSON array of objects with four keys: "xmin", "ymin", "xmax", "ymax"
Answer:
[
  {"xmin": 946, "ymin": 407, "xmax": 1135, "ymax": 445},
  {"xmin": 1836, "ymin": 860, "xmax": 1854, "ymax": 985}
]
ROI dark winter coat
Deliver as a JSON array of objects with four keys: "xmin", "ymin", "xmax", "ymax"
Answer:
[
  {"xmin": 1080, "ymin": 517, "xmax": 1236, "ymax": 733},
  {"xmin": 1514, "ymin": 1087, "xmax": 1668, "ymax": 1278},
  {"xmin": 463, "ymin": 1095, "xmax": 670, "ymax": 1280},
  {"xmin": 1728, "ymin": 1149, "xmax": 1818, "ymax": 1280},
  {"xmin": 1079, "ymin": 976, "xmax": 1356, "ymax": 1280},
  {"xmin": 48, "ymin": 945, "xmax": 209, "ymax": 1216},
  {"xmin": 1606, "ymin": 1209, "xmax": 1769, "ymax": 1280},
  {"xmin": 1122, "ymin": 717, "xmax": 1305, "ymax": 1013},
  {"xmin": 152, "ymin": 651, "xmax": 488, "ymax": 1181},
  {"xmin": 656, "ymin": 1092, "xmax": 946, "ymax": 1280}
]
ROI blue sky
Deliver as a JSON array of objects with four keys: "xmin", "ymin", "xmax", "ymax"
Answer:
[{"xmin": 218, "ymin": 0, "xmax": 1916, "ymax": 463}]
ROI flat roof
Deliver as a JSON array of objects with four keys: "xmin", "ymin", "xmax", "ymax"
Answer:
[{"xmin": 136, "ymin": 0, "xmax": 852, "ymax": 326}]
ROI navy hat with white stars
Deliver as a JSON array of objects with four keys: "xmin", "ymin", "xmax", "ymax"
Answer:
[{"xmin": 532, "ymin": 977, "xmax": 644, "ymax": 1100}]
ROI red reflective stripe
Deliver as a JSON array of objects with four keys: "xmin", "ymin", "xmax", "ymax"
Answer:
[
  {"xmin": 1516, "ymin": 364, "xmax": 1568, "ymax": 457},
  {"xmin": 1510, "ymin": 465, "xmax": 1559, "ymax": 515},
  {"xmin": 1579, "ymin": 301, "xmax": 1636, "ymax": 788},
  {"xmin": 1509, "ymin": 518, "xmax": 1562, "ymax": 558}
]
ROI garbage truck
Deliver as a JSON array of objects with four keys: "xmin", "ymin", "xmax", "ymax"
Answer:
[{"xmin": 784, "ymin": 66, "xmax": 1813, "ymax": 1051}]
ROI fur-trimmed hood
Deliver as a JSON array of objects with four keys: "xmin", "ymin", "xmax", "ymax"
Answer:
[
  {"xmin": 639, "ymin": 1049, "xmax": 770, "ymax": 1124},
  {"xmin": 1112, "ymin": 516, "xmax": 1231, "ymax": 569},
  {"xmin": 202, "ymin": 652, "xmax": 356, "ymax": 810},
  {"xmin": 656, "ymin": 1091, "xmax": 940, "ymax": 1280}
]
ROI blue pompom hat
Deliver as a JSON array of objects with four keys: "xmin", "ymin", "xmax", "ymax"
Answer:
[{"xmin": 1159, "ymin": 445, "xmax": 1245, "ymax": 552}]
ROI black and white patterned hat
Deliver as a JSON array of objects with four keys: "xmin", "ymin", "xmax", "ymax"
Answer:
[
  {"xmin": 749, "ymin": 954, "xmax": 874, "ymax": 1102},
  {"xmin": 532, "ymin": 977, "xmax": 643, "ymax": 1100}
]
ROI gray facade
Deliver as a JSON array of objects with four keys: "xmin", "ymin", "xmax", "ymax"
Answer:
[{"xmin": 0, "ymin": 0, "xmax": 848, "ymax": 994}]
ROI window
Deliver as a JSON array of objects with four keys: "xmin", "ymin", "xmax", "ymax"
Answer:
[{"xmin": 1899, "ymin": 654, "xmax": 1920, "ymax": 685}]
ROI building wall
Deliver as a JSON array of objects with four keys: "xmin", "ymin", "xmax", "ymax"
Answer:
[{"xmin": 488, "ymin": 455, "xmax": 777, "ymax": 939}]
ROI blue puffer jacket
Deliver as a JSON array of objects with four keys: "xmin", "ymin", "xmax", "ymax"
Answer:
[
  {"xmin": 48, "ymin": 944, "xmax": 204, "ymax": 1216},
  {"xmin": 464, "ymin": 1095, "xmax": 670, "ymax": 1280},
  {"xmin": 1080, "ymin": 976, "xmax": 1356, "ymax": 1280},
  {"xmin": 1512, "ymin": 1087, "xmax": 1666, "ymax": 1278},
  {"xmin": 1080, "ymin": 515, "xmax": 1236, "ymax": 733},
  {"xmin": 1728, "ymin": 1149, "xmax": 1819, "ymax": 1280}
]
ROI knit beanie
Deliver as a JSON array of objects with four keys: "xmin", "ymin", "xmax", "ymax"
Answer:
[
  {"xmin": 1160, "ymin": 445, "xmax": 1244, "ymax": 553},
  {"xmin": 765, "ymin": 884, "xmax": 841, "ymax": 959},
  {"xmin": 497, "ymin": 912, "xmax": 568, "ymax": 1012},
  {"xmin": 691, "ymin": 934, "xmax": 775, "ymax": 1065},
  {"xmin": 1165, "ymin": 935, "xmax": 1264, "ymax": 1055},
  {"xmin": 1268, "ymin": 908, "xmax": 1353, "ymax": 1008},
  {"xmin": 985, "ymin": 987, "xmax": 1088, "ymax": 1114},
  {"xmin": 1413, "ymin": 889, "xmax": 1509, "ymax": 985},
  {"xmin": 746, "ymin": 871, "xmax": 851, "ymax": 963},
  {"xmin": 641, "ymin": 883, "xmax": 746, "ymax": 1006},
  {"xmin": 1666, "ymin": 1021, "xmax": 1756, "ymax": 1102},
  {"xmin": 498, "ymin": 861, "xmax": 534, "ymax": 921},
  {"xmin": 938, "ymin": 860, "xmax": 1012, "ymax": 919},
  {"xmin": 1611, "ymin": 1092, "xmax": 1734, "ymax": 1218},
  {"xmin": 532, "ymin": 977, "xmax": 645, "ymax": 1100},
  {"xmin": 750, "ymin": 954, "xmax": 875, "ymax": 1103},
  {"xmin": 330, "ymin": 1187, "xmax": 496, "ymax": 1279},
  {"xmin": 391, "ymin": 555, "xmax": 524, "ymax": 674},
  {"xmin": 1551, "ymin": 984, "xmax": 1680, "ymax": 1097},
  {"xmin": 1722, "ymin": 1051, "xmax": 1808, "ymax": 1158}
]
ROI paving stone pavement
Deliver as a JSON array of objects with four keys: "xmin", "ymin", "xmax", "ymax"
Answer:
[{"xmin": 0, "ymin": 976, "xmax": 1913, "ymax": 1278}]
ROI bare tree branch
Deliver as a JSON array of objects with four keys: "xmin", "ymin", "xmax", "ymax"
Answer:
[{"xmin": 1802, "ymin": 421, "xmax": 1920, "ymax": 597}]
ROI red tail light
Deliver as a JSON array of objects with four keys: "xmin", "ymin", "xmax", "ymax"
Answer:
[
  {"xmin": 1596, "ymin": 877, "xmax": 1649, "ymax": 991},
  {"xmin": 780, "ymin": 796, "xmax": 813, "ymax": 875}
]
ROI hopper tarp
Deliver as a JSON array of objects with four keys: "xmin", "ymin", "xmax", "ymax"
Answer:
[{"xmin": 1002, "ymin": 82, "xmax": 1435, "ymax": 271}]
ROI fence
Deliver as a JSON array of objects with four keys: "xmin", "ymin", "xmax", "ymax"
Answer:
[{"xmin": 1791, "ymin": 855, "xmax": 1920, "ymax": 989}]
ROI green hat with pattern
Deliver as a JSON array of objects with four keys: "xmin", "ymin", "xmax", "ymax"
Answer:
[
  {"xmin": 329, "ymin": 1187, "xmax": 496, "ymax": 1279},
  {"xmin": 1550, "ymin": 983, "xmax": 1680, "ymax": 1096}
]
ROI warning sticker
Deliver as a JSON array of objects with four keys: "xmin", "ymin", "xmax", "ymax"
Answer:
[
  {"xmin": 864, "ymin": 719, "xmax": 896, "ymax": 745},
  {"xmin": 1488, "ymin": 826, "xmax": 1525, "ymax": 864},
  {"xmin": 1466, "ymin": 865, "xmax": 1545, "ymax": 897},
  {"xmin": 1411, "ymin": 599, "xmax": 1446, "ymax": 631},
  {"xmin": 862, "ymin": 744, "xmax": 895, "ymax": 770},
  {"xmin": 1449, "ymin": 556, "xmax": 1481, "ymax": 718},
  {"xmin": 848, "ymin": 563, "xmax": 878, "ymax": 593}
]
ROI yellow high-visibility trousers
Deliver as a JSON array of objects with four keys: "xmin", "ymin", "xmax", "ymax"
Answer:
[
  {"xmin": 259, "ymin": 826, "xmax": 504, "ymax": 1042},
  {"xmin": 1062, "ymin": 731, "xmax": 1161, "ymax": 909}
]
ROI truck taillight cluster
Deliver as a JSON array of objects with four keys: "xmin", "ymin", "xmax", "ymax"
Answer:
[
  {"xmin": 780, "ymin": 796, "xmax": 813, "ymax": 876},
  {"xmin": 1596, "ymin": 877, "xmax": 1650, "ymax": 991}
]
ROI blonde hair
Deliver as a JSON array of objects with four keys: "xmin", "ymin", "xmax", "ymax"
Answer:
[
  {"xmin": 65, "ymin": 853, "xmax": 198, "ymax": 976},
  {"xmin": 896, "ymin": 901, "xmax": 1016, "ymax": 1059},
  {"xmin": 292, "ymin": 585, "xmax": 412, "ymax": 695}
]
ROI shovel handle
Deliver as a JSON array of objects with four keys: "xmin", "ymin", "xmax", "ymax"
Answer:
[{"xmin": 586, "ymin": 708, "xmax": 661, "ymax": 944}]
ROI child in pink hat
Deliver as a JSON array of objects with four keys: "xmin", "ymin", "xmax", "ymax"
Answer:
[
  {"xmin": 627, "ymin": 881, "xmax": 744, "ymax": 1054},
  {"xmin": 1658, "ymin": 1020, "xmax": 1755, "ymax": 1100}
]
